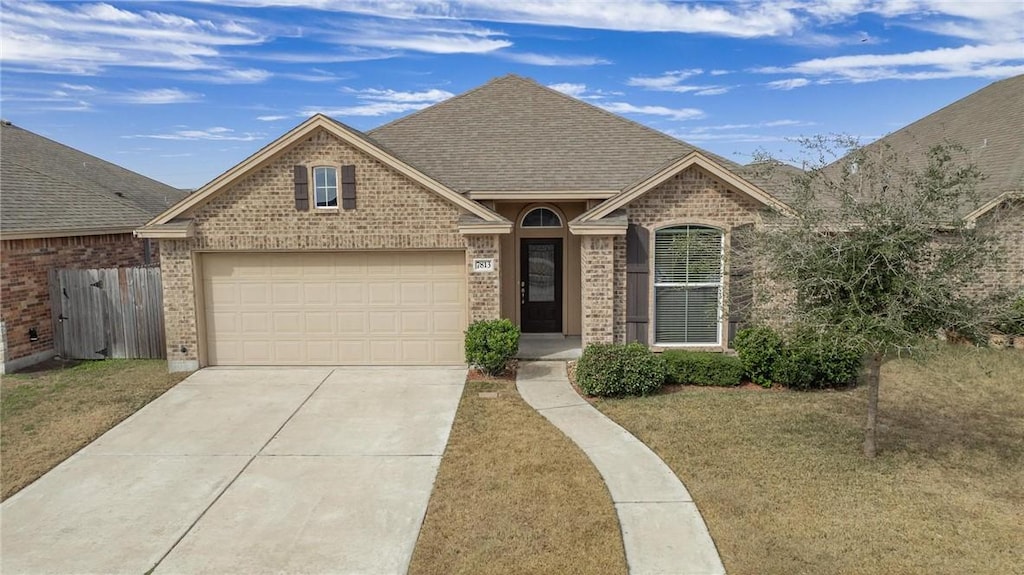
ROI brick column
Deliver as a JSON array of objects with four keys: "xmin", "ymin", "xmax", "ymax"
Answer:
[
  {"xmin": 465, "ymin": 234, "xmax": 501, "ymax": 322},
  {"xmin": 159, "ymin": 240, "xmax": 200, "ymax": 372},
  {"xmin": 581, "ymin": 235, "xmax": 615, "ymax": 346}
]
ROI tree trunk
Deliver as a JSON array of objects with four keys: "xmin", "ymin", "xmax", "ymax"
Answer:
[{"xmin": 863, "ymin": 352, "xmax": 883, "ymax": 458}]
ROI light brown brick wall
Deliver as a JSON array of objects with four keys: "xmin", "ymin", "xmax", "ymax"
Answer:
[
  {"xmin": 1, "ymin": 234, "xmax": 156, "ymax": 367},
  {"xmin": 581, "ymin": 235, "xmax": 615, "ymax": 345},
  {"xmin": 614, "ymin": 165, "xmax": 762, "ymax": 344},
  {"xmin": 974, "ymin": 199, "xmax": 1024, "ymax": 299},
  {"xmin": 161, "ymin": 127, "xmax": 497, "ymax": 366},
  {"xmin": 466, "ymin": 235, "xmax": 501, "ymax": 322}
]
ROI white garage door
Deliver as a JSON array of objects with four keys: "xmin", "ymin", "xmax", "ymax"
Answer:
[{"xmin": 202, "ymin": 251, "xmax": 466, "ymax": 365}]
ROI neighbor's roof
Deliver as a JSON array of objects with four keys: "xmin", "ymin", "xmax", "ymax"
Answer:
[
  {"xmin": 841, "ymin": 74, "xmax": 1024, "ymax": 216},
  {"xmin": 1, "ymin": 121, "xmax": 186, "ymax": 238},
  {"xmin": 369, "ymin": 74, "xmax": 745, "ymax": 194}
]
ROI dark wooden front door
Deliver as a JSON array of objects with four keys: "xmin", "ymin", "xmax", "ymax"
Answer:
[{"xmin": 520, "ymin": 238, "xmax": 562, "ymax": 333}]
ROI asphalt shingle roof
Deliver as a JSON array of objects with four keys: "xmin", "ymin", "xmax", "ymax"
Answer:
[
  {"xmin": 835, "ymin": 74, "xmax": 1024, "ymax": 214},
  {"xmin": 369, "ymin": 74, "xmax": 742, "ymax": 194},
  {"xmin": 1, "ymin": 121, "xmax": 186, "ymax": 236}
]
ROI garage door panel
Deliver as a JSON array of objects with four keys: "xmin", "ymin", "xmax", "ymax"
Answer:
[{"xmin": 203, "ymin": 251, "xmax": 466, "ymax": 366}]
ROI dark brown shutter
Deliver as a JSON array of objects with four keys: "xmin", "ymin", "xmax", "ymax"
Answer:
[
  {"xmin": 341, "ymin": 164, "xmax": 356, "ymax": 210},
  {"xmin": 626, "ymin": 223, "xmax": 650, "ymax": 344},
  {"xmin": 293, "ymin": 165, "xmax": 309, "ymax": 211},
  {"xmin": 728, "ymin": 223, "xmax": 755, "ymax": 345}
]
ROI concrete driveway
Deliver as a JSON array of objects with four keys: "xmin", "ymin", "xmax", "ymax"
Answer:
[{"xmin": 0, "ymin": 367, "xmax": 466, "ymax": 575}]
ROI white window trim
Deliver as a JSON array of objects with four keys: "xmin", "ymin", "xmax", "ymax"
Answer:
[
  {"xmin": 652, "ymin": 225, "xmax": 725, "ymax": 347},
  {"xmin": 312, "ymin": 165, "xmax": 339, "ymax": 210}
]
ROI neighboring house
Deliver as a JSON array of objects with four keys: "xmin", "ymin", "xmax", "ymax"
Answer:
[
  {"xmin": 140, "ymin": 74, "xmax": 791, "ymax": 370},
  {"xmin": 830, "ymin": 74, "xmax": 1024, "ymax": 297},
  {"xmin": 0, "ymin": 121, "xmax": 187, "ymax": 373}
]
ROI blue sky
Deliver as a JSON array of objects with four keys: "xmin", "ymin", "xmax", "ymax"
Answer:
[{"xmin": 2, "ymin": 1, "xmax": 1022, "ymax": 189}]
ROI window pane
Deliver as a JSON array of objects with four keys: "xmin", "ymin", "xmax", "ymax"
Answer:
[
  {"xmin": 325, "ymin": 168, "xmax": 337, "ymax": 187},
  {"xmin": 523, "ymin": 208, "xmax": 561, "ymax": 228},
  {"xmin": 655, "ymin": 286, "xmax": 720, "ymax": 344},
  {"xmin": 527, "ymin": 243, "xmax": 556, "ymax": 302},
  {"xmin": 655, "ymin": 226, "xmax": 722, "ymax": 283},
  {"xmin": 314, "ymin": 167, "xmax": 338, "ymax": 208}
]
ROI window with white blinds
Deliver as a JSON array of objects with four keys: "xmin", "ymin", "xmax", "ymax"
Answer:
[{"xmin": 654, "ymin": 225, "xmax": 723, "ymax": 345}]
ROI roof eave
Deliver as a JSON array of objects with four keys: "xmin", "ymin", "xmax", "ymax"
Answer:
[
  {"xmin": 0, "ymin": 226, "xmax": 139, "ymax": 241},
  {"xmin": 134, "ymin": 220, "xmax": 196, "ymax": 239}
]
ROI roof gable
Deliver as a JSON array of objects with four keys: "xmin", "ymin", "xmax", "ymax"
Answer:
[
  {"xmin": 145, "ymin": 114, "xmax": 504, "ymax": 228},
  {"xmin": 0, "ymin": 122, "xmax": 186, "ymax": 238},
  {"xmin": 369, "ymin": 74, "xmax": 741, "ymax": 194}
]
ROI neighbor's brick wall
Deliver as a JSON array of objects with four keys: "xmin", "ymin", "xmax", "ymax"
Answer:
[
  {"xmin": 972, "ymin": 199, "xmax": 1024, "ymax": 298},
  {"xmin": 614, "ymin": 165, "xmax": 762, "ymax": 343},
  {"xmin": 465, "ymin": 234, "xmax": 501, "ymax": 322},
  {"xmin": 163, "ymin": 127, "xmax": 478, "ymax": 365},
  {"xmin": 0, "ymin": 234, "xmax": 156, "ymax": 365},
  {"xmin": 581, "ymin": 235, "xmax": 615, "ymax": 346}
]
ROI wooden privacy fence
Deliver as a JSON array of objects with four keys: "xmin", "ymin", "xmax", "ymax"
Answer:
[{"xmin": 49, "ymin": 267, "xmax": 166, "ymax": 360}]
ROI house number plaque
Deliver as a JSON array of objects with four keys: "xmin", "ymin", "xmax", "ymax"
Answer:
[{"xmin": 472, "ymin": 258, "xmax": 495, "ymax": 272}]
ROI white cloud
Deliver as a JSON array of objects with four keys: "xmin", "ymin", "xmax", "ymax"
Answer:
[
  {"xmin": 765, "ymin": 78, "xmax": 811, "ymax": 90},
  {"xmin": 300, "ymin": 102, "xmax": 434, "ymax": 117},
  {"xmin": 758, "ymin": 42, "xmax": 1024, "ymax": 83},
  {"xmin": 193, "ymin": 68, "xmax": 273, "ymax": 84},
  {"xmin": 350, "ymin": 88, "xmax": 455, "ymax": 103},
  {"xmin": 499, "ymin": 52, "xmax": 610, "ymax": 66},
  {"xmin": 127, "ymin": 126, "xmax": 263, "ymax": 141},
  {"xmin": 548, "ymin": 83, "xmax": 588, "ymax": 97},
  {"xmin": 599, "ymin": 102, "xmax": 704, "ymax": 121},
  {"xmin": 256, "ymin": 114, "xmax": 289, "ymax": 121},
  {"xmin": 116, "ymin": 88, "xmax": 202, "ymax": 104},
  {"xmin": 0, "ymin": 1, "xmax": 265, "ymax": 74},
  {"xmin": 326, "ymin": 19, "xmax": 512, "ymax": 54},
  {"xmin": 627, "ymin": 69, "xmax": 728, "ymax": 94}
]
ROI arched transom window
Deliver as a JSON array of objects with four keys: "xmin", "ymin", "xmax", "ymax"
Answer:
[
  {"xmin": 521, "ymin": 207, "xmax": 562, "ymax": 228},
  {"xmin": 654, "ymin": 225, "xmax": 724, "ymax": 345}
]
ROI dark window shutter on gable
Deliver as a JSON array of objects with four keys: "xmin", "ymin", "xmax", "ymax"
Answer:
[
  {"xmin": 626, "ymin": 223, "xmax": 650, "ymax": 344},
  {"xmin": 341, "ymin": 164, "xmax": 356, "ymax": 210},
  {"xmin": 293, "ymin": 165, "xmax": 309, "ymax": 211},
  {"xmin": 728, "ymin": 223, "xmax": 755, "ymax": 334}
]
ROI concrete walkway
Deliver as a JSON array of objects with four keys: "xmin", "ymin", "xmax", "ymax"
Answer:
[
  {"xmin": 516, "ymin": 361, "xmax": 726, "ymax": 575},
  {"xmin": 1, "ymin": 367, "xmax": 465, "ymax": 575}
]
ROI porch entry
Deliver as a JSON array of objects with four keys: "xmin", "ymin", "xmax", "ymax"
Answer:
[{"xmin": 520, "ymin": 238, "xmax": 562, "ymax": 333}]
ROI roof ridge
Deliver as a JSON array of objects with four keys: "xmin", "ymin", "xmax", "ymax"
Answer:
[{"xmin": 369, "ymin": 74, "xmax": 519, "ymax": 135}]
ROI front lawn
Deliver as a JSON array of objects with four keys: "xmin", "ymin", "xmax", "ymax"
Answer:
[
  {"xmin": 1, "ymin": 359, "xmax": 189, "ymax": 500},
  {"xmin": 594, "ymin": 347, "xmax": 1024, "ymax": 575},
  {"xmin": 409, "ymin": 377, "xmax": 627, "ymax": 575}
]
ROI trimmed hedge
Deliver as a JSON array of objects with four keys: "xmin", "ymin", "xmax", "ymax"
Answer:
[
  {"xmin": 464, "ymin": 319, "xmax": 520, "ymax": 375},
  {"xmin": 733, "ymin": 326, "xmax": 784, "ymax": 388},
  {"xmin": 734, "ymin": 325, "xmax": 863, "ymax": 390},
  {"xmin": 576, "ymin": 343, "xmax": 665, "ymax": 397},
  {"xmin": 663, "ymin": 350, "xmax": 744, "ymax": 387}
]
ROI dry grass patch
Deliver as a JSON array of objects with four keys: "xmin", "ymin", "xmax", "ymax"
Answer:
[
  {"xmin": 409, "ymin": 378, "xmax": 627, "ymax": 575},
  {"xmin": 1, "ymin": 359, "xmax": 188, "ymax": 500},
  {"xmin": 595, "ymin": 347, "xmax": 1024, "ymax": 575}
]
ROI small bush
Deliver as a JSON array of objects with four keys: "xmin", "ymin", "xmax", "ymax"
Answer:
[
  {"xmin": 576, "ymin": 343, "xmax": 665, "ymax": 397},
  {"xmin": 733, "ymin": 326, "xmax": 784, "ymax": 387},
  {"xmin": 464, "ymin": 319, "xmax": 520, "ymax": 375},
  {"xmin": 995, "ymin": 296, "xmax": 1024, "ymax": 335},
  {"xmin": 772, "ymin": 330, "xmax": 863, "ymax": 390},
  {"xmin": 663, "ymin": 350, "xmax": 744, "ymax": 387}
]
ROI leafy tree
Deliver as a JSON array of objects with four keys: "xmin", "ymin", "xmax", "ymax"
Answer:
[{"xmin": 745, "ymin": 137, "xmax": 1004, "ymax": 457}]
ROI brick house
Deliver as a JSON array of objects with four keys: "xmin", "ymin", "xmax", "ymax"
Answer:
[
  {"xmin": 0, "ymin": 121, "xmax": 186, "ymax": 373},
  {"xmin": 140, "ymin": 75, "xmax": 794, "ymax": 371}
]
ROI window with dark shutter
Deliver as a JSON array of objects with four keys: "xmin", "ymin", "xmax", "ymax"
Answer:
[
  {"xmin": 294, "ymin": 165, "xmax": 309, "ymax": 211},
  {"xmin": 626, "ymin": 223, "xmax": 650, "ymax": 344},
  {"xmin": 313, "ymin": 166, "xmax": 338, "ymax": 208},
  {"xmin": 341, "ymin": 164, "xmax": 356, "ymax": 210},
  {"xmin": 653, "ymin": 225, "xmax": 724, "ymax": 345}
]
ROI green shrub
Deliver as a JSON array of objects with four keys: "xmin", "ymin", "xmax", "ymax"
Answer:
[
  {"xmin": 733, "ymin": 326, "xmax": 784, "ymax": 387},
  {"xmin": 576, "ymin": 343, "xmax": 665, "ymax": 397},
  {"xmin": 663, "ymin": 350, "xmax": 744, "ymax": 386},
  {"xmin": 772, "ymin": 330, "xmax": 863, "ymax": 390},
  {"xmin": 995, "ymin": 296, "xmax": 1024, "ymax": 335},
  {"xmin": 464, "ymin": 319, "xmax": 520, "ymax": 375}
]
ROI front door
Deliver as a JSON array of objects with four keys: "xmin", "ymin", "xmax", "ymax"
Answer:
[{"xmin": 520, "ymin": 238, "xmax": 562, "ymax": 333}]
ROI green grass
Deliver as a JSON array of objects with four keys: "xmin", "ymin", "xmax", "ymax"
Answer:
[
  {"xmin": 594, "ymin": 346, "xmax": 1024, "ymax": 575},
  {"xmin": 1, "ymin": 359, "xmax": 189, "ymax": 500}
]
